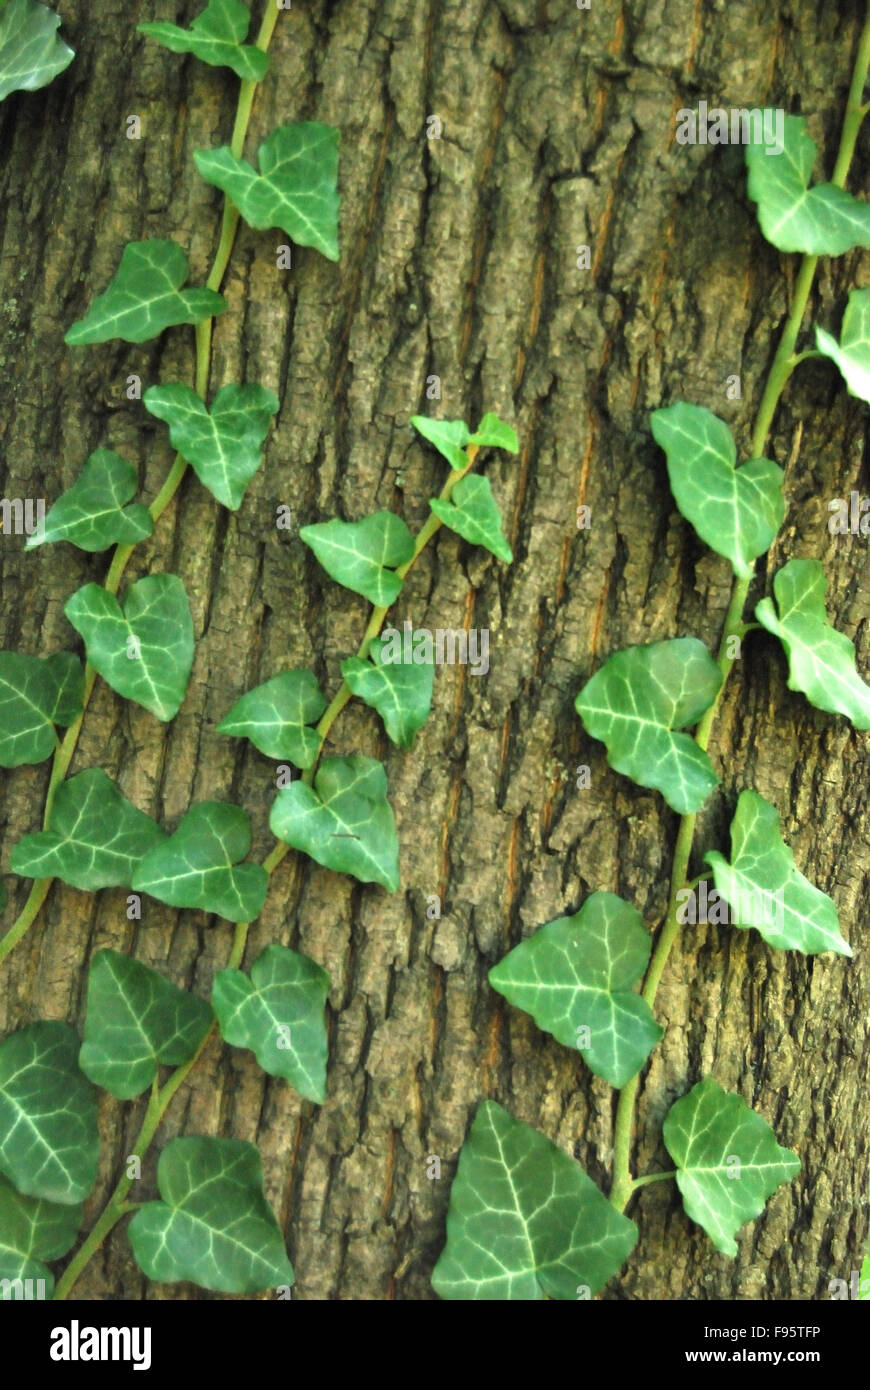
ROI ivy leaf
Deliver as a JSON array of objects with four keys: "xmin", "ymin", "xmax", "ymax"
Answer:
[
  {"xmin": 0, "ymin": 1175, "xmax": 82, "ymax": 1299},
  {"xmin": 0, "ymin": 0, "xmax": 74, "ymax": 102},
  {"xmin": 299, "ymin": 511, "xmax": 415, "ymax": 606},
  {"xmin": 0, "ymin": 1022, "xmax": 98, "ymax": 1205},
  {"xmin": 0, "ymin": 651, "xmax": 83, "ymax": 768},
  {"xmin": 65, "ymin": 239, "xmax": 226, "ymax": 346},
  {"xmin": 663, "ymin": 1076, "xmax": 800, "ymax": 1256},
  {"xmin": 132, "ymin": 803, "xmax": 268, "ymax": 923},
  {"xmin": 10, "ymin": 768, "xmax": 165, "ymax": 890},
  {"xmin": 755, "ymin": 559, "xmax": 870, "ymax": 729},
  {"xmin": 212, "ymin": 945, "xmax": 330, "ymax": 1103},
  {"xmin": 194, "ymin": 122, "xmax": 340, "ymax": 262},
  {"xmin": 79, "ymin": 950, "xmax": 214, "ymax": 1100},
  {"xmin": 217, "ymin": 669, "xmax": 327, "ymax": 767},
  {"xmin": 143, "ymin": 382, "xmax": 279, "ymax": 511},
  {"xmin": 815, "ymin": 287, "xmax": 870, "ymax": 404},
  {"xmin": 575, "ymin": 638, "xmax": 722, "ymax": 814},
  {"xmin": 341, "ymin": 636, "xmax": 434, "ymax": 749},
  {"xmin": 703, "ymin": 790, "xmax": 851, "ymax": 957},
  {"xmin": 469, "ymin": 412, "xmax": 519, "ymax": 453},
  {"xmin": 270, "ymin": 755, "xmax": 400, "ymax": 892},
  {"xmin": 650, "ymin": 403, "xmax": 784, "ymax": 580},
  {"xmin": 128, "ymin": 1136, "xmax": 294, "ymax": 1293},
  {"xmin": 25, "ymin": 450, "xmax": 153, "ymax": 553},
  {"xmin": 489, "ymin": 891, "xmax": 663, "ymax": 1088},
  {"xmin": 430, "ymin": 474, "xmax": 513, "ymax": 563},
  {"xmin": 64, "ymin": 574, "xmax": 195, "ymax": 722},
  {"xmin": 745, "ymin": 112, "xmax": 870, "ymax": 255},
  {"xmin": 138, "ymin": 0, "xmax": 268, "ymax": 81},
  {"xmin": 431, "ymin": 1101, "xmax": 637, "ymax": 1300},
  {"xmin": 411, "ymin": 417, "xmax": 471, "ymax": 470}
]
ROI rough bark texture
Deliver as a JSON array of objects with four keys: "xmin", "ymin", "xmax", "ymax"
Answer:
[{"xmin": 1, "ymin": 0, "xmax": 868, "ymax": 1301}]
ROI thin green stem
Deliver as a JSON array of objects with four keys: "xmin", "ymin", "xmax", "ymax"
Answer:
[{"xmin": 630, "ymin": 1170, "xmax": 677, "ymax": 1191}]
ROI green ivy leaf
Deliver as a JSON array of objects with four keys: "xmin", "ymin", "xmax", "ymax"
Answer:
[
  {"xmin": 469, "ymin": 411, "xmax": 519, "ymax": 452},
  {"xmin": 431, "ymin": 1100, "xmax": 637, "ymax": 1300},
  {"xmin": 138, "ymin": 0, "xmax": 268, "ymax": 81},
  {"xmin": 132, "ymin": 802, "xmax": 268, "ymax": 923},
  {"xmin": 79, "ymin": 950, "xmax": 214, "ymax": 1100},
  {"xmin": 703, "ymin": 790, "xmax": 851, "ymax": 957},
  {"xmin": 815, "ymin": 287, "xmax": 870, "ymax": 404},
  {"xmin": 299, "ymin": 511, "xmax": 415, "ymax": 605},
  {"xmin": 217, "ymin": 669, "xmax": 327, "ymax": 767},
  {"xmin": 575, "ymin": 638, "xmax": 722, "ymax": 814},
  {"xmin": 0, "ymin": 0, "xmax": 74, "ymax": 102},
  {"xmin": 755, "ymin": 558, "xmax": 870, "ymax": 729},
  {"xmin": 650, "ymin": 403, "xmax": 784, "ymax": 580},
  {"xmin": 128, "ymin": 1136, "xmax": 294, "ymax": 1293},
  {"xmin": 489, "ymin": 891, "xmax": 663, "ymax": 1088},
  {"xmin": 0, "ymin": 651, "xmax": 83, "ymax": 768},
  {"xmin": 10, "ymin": 768, "xmax": 165, "ymax": 890},
  {"xmin": 663, "ymin": 1076, "xmax": 800, "ymax": 1256},
  {"xmin": 746, "ymin": 112, "xmax": 870, "ymax": 255},
  {"xmin": 143, "ymin": 382, "xmax": 279, "ymax": 511},
  {"xmin": 25, "ymin": 450, "xmax": 153, "ymax": 553},
  {"xmin": 65, "ymin": 239, "xmax": 226, "ymax": 346},
  {"xmin": 195, "ymin": 122, "xmax": 340, "ymax": 262},
  {"xmin": 341, "ymin": 636, "xmax": 434, "ymax": 749},
  {"xmin": 270, "ymin": 755, "xmax": 400, "ymax": 892},
  {"xmin": 411, "ymin": 417, "xmax": 471, "ymax": 470},
  {"xmin": 212, "ymin": 945, "xmax": 330, "ymax": 1103},
  {"xmin": 0, "ymin": 1175, "xmax": 82, "ymax": 1299},
  {"xmin": 430, "ymin": 474, "xmax": 513, "ymax": 563},
  {"xmin": 0, "ymin": 1022, "xmax": 98, "ymax": 1205},
  {"xmin": 64, "ymin": 574, "xmax": 195, "ymax": 722}
]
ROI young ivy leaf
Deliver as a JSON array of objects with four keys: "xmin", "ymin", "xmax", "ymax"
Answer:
[
  {"xmin": 0, "ymin": 0, "xmax": 74, "ymax": 103},
  {"xmin": 755, "ymin": 558, "xmax": 870, "ymax": 729},
  {"xmin": 128, "ymin": 1136, "xmax": 294, "ymax": 1293},
  {"xmin": 431, "ymin": 1100, "xmax": 637, "ymax": 1300},
  {"xmin": 430, "ymin": 474, "xmax": 513, "ymax": 563},
  {"xmin": 0, "ymin": 650, "xmax": 83, "ymax": 768},
  {"xmin": 0, "ymin": 1175, "xmax": 82, "ymax": 1299},
  {"xmin": 411, "ymin": 417, "xmax": 471, "ymax": 470},
  {"xmin": 575, "ymin": 638, "xmax": 722, "ymax": 814},
  {"xmin": 217, "ymin": 669, "xmax": 327, "ymax": 767},
  {"xmin": 703, "ymin": 790, "xmax": 851, "ymax": 957},
  {"xmin": 26, "ymin": 449, "xmax": 153, "ymax": 553},
  {"xmin": 212, "ymin": 944, "xmax": 330, "ymax": 1104},
  {"xmin": 489, "ymin": 891, "xmax": 663, "ymax": 1088},
  {"xmin": 650, "ymin": 402, "xmax": 784, "ymax": 580},
  {"xmin": 270, "ymin": 755, "xmax": 400, "ymax": 892},
  {"xmin": 79, "ymin": 950, "xmax": 214, "ymax": 1100},
  {"xmin": 64, "ymin": 573, "xmax": 195, "ymax": 722},
  {"xmin": 143, "ymin": 382, "xmax": 279, "ymax": 511},
  {"xmin": 132, "ymin": 803, "xmax": 268, "ymax": 923},
  {"xmin": 663, "ymin": 1076, "xmax": 800, "ymax": 1257},
  {"xmin": 195, "ymin": 122, "xmax": 340, "ymax": 262},
  {"xmin": 10, "ymin": 768, "xmax": 165, "ymax": 890},
  {"xmin": 815, "ymin": 287, "xmax": 870, "ymax": 404},
  {"xmin": 65, "ymin": 240, "xmax": 226, "ymax": 346},
  {"xmin": 0, "ymin": 1021, "xmax": 99, "ymax": 1205},
  {"xmin": 138, "ymin": 0, "xmax": 269, "ymax": 81},
  {"xmin": 469, "ymin": 412, "xmax": 519, "ymax": 453},
  {"xmin": 299, "ymin": 511, "xmax": 415, "ymax": 606},
  {"xmin": 340, "ymin": 636, "xmax": 434, "ymax": 749}
]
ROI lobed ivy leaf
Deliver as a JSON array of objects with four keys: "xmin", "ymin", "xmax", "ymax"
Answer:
[
  {"xmin": 132, "ymin": 803, "xmax": 268, "ymax": 923},
  {"xmin": 128, "ymin": 1136, "xmax": 294, "ymax": 1293},
  {"xmin": 703, "ymin": 790, "xmax": 851, "ymax": 956},
  {"xmin": 217, "ymin": 669, "xmax": 327, "ymax": 767},
  {"xmin": 195, "ymin": 122, "xmax": 340, "ymax": 262},
  {"xmin": 469, "ymin": 412, "xmax": 519, "ymax": 453},
  {"xmin": 79, "ymin": 950, "xmax": 214, "ymax": 1100},
  {"xmin": 430, "ymin": 474, "xmax": 513, "ymax": 562},
  {"xmin": 755, "ymin": 558, "xmax": 870, "ymax": 729},
  {"xmin": 0, "ymin": 0, "xmax": 74, "ymax": 103},
  {"xmin": 431, "ymin": 1100, "xmax": 637, "ymax": 1300},
  {"xmin": 650, "ymin": 402, "xmax": 784, "ymax": 579},
  {"xmin": 270, "ymin": 755, "xmax": 400, "ymax": 892},
  {"xmin": 143, "ymin": 382, "xmax": 279, "ymax": 511},
  {"xmin": 10, "ymin": 767, "xmax": 165, "ymax": 890},
  {"xmin": 0, "ymin": 1022, "xmax": 98, "ymax": 1205},
  {"xmin": 138, "ymin": 0, "xmax": 268, "ymax": 81},
  {"xmin": 212, "ymin": 944, "xmax": 330, "ymax": 1103},
  {"xmin": 64, "ymin": 574, "xmax": 195, "ymax": 722},
  {"xmin": 65, "ymin": 239, "xmax": 226, "ymax": 346},
  {"xmin": 341, "ymin": 636, "xmax": 434, "ymax": 749},
  {"xmin": 299, "ymin": 510, "xmax": 415, "ymax": 606},
  {"xmin": 489, "ymin": 891, "xmax": 663, "ymax": 1088},
  {"xmin": 0, "ymin": 1175, "xmax": 82, "ymax": 1299},
  {"xmin": 663, "ymin": 1076, "xmax": 800, "ymax": 1256},
  {"xmin": 575, "ymin": 638, "xmax": 722, "ymax": 814},
  {"xmin": 26, "ymin": 449, "xmax": 153, "ymax": 553},
  {"xmin": 815, "ymin": 287, "xmax": 870, "ymax": 404},
  {"xmin": 0, "ymin": 650, "xmax": 83, "ymax": 768},
  {"xmin": 411, "ymin": 417, "xmax": 471, "ymax": 470}
]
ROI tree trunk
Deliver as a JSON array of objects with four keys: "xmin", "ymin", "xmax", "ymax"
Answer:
[{"xmin": 1, "ymin": 0, "xmax": 867, "ymax": 1301}]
